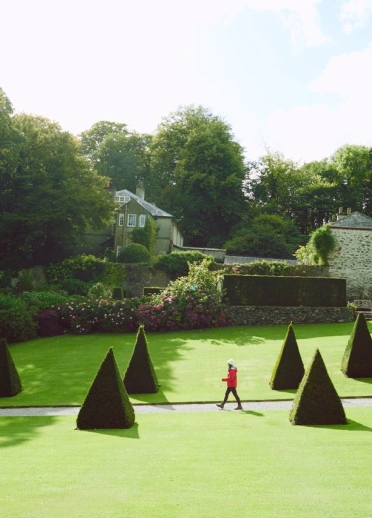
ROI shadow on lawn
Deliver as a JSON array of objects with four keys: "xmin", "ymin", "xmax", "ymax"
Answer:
[
  {"xmin": 351, "ymin": 378, "xmax": 372, "ymax": 386},
  {"xmin": 241, "ymin": 410, "xmax": 264, "ymax": 417},
  {"xmin": 304, "ymin": 420, "xmax": 372, "ymax": 432},
  {"xmin": 83, "ymin": 422, "xmax": 140, "ymax": 439},
  {"xmin": 0, "ymin": 416, "xmax": 57, "ymax": 448}
]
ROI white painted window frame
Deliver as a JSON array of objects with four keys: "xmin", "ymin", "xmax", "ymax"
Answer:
[
  {"xmin": 127, "ymin": 214, "xmax": 137, "ymax": 227},
  {"xmin": 139, "ymin": 214, "xmax": 146, "ymax": 228}
]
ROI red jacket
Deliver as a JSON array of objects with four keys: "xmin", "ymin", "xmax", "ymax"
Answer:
[{"xmin": 222, "ymin": 367, "xmax": 238, "ymax": 388}]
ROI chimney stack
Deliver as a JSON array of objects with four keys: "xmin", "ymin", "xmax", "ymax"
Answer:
[{"xmin": 136, "ymin": 183, "xmax": 145, "ymax": 200}]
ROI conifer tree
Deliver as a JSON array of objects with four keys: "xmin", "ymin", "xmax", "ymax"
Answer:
[
  {"xmin": 341, "ymin": 312, "xmax": 372, "ymax": 378},
  {"xmin": 290, "ymin": 349, "xmax": 347, "ymax": 425},
  {"xmin": 77, "ymin": 347, "xmax": 135, "ymax": 429},
  {"xmin": 0, "ymin": 338, "xmax": 22, "ymax": 397},
  {"xmin": 270, "ymin": 323, "xmax": 304, "ymax": 390},
  {"xmin": 124, "ymin": 325, "xmax": 159, "ymax": 394}
]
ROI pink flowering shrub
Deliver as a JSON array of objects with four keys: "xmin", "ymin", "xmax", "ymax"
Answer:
[
  {"xmin": 52, "ymin": 297, "xmax": 141, "ymax": 334},
  {"xmin": 137, "ymin": 259, "xmax": 227, "ymax": 331}
]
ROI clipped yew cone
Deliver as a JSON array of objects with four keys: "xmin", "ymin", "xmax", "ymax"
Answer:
[
  {"xmin": 77, "ymin": 347, "xmax": 135, "ymax": 430},
  {"xmin": 270, "ymin": 322, "xmax": 304, "ymax": 390},
  {"xmin": 124, "ymin": 325, "xmax": 159, "ymax": 394},
  {"xmin": 290, "ymin": 348, "xmax": 347, "ymax": 426}
]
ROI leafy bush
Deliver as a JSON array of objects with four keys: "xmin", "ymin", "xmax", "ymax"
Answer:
[
  {"xmin": 295, "ymin": 225, "xmax": 336, "ymax": 266},
  {"xmin": 45, "ymin": 254, "xmax": 125, "ymax": 287},
  {"xmin": 87, "ymin": 282, "xmax": 112, "ymax": 300},
  {"xmin": 117, "ymin": 243, "xmax": 152, "ymax": 264},
  {"xmin": 77, "ymin": 347, "xmax": 135, "ymax": 430},
  {"xmin": 45, "ymin": 255, "xmax": 105, "ymax": 284},
  {"xmin": 59, "ymin": 278, "xmax": 92, "ymax": 296},
  {"xmin": 36, "ymin": 309, "xmax": 65, "ymax": 337},
  {"xmin": 0, "ymin": 295, "xmax": 38, "ymax": 343},
  {"xmin": 131, "ymin": 216, "xmax": 158, "ymax": 255},
  {"xmin": 225, "ymin": 215, "xmax": 304, "ymax": 259},
  {"xmin": 0, "ymin": 269, "xmax": 14, "ymax": 290},
  {"xmin": 154, "ymin": 251, "xmax": 214, "ymax": 279},
  {"xmin": 137, "ymin": 259, "xmax": 226, "ymax": 331},
  {"xmin": 19, "ymin": 291, "xmax": 81, "ymax": 311}
]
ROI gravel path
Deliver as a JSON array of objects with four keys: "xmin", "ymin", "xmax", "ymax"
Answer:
[{"xmin": 1, "ymin": 397, "xmax": 372, "ymax": 416}]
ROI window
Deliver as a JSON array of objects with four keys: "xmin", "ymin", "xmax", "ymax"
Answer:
[
  {"xmin": 139, "ymin": 214, "xmax": 146, "ymax": 228},
  {"xmin": 124, "ymin": 196, "xmax": 130, "ymax": 202},
  {"xmin": 118, "ymin": 213, "xmax": 124, "ymax": 226},
  {"xmin": 127, "ymin": 214, "xmax": 136, "ymax": 227},
  {"xmin": 116, "ymin": 246, "xmax": 122, "ymax": 257},
  {"xmin": 115, "ymin": 195, "xmax": 130, "ymax": 202}
]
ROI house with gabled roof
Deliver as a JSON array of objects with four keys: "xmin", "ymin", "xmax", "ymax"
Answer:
[
  {"xmin": 77, "ymin": 185, "xmax": 183, "ymax": 257},
  {"xmin": 328, "ymin": 209, "xmax": 372, "ymax": 299}
]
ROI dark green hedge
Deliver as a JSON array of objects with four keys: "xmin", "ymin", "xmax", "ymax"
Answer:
[{"xmin": 223, "ymin": 275, "xmax": 347, "ymax": 307}]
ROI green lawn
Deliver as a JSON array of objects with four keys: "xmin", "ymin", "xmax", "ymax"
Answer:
[
  {"xmin": 2, "ymin": 322, "xmax": 372, "ymax": 407},
  {"xmin": 1, "ymin": 408, "xmax": 372, "ymax": 517}
]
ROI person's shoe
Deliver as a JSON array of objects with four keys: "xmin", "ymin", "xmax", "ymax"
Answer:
[
  {"xmin": 235, "ymin": 405, "xmax": 243, "ymax": 410},
  {"xmin": 216, "ymin": 403, "xmax": 224, "ymax": 409}
]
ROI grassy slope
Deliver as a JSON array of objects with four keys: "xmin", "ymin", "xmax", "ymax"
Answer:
[
  {"xmin": 2, "ymin": 322, "xmax": 372, "ymax": 407},
  {"xmin": 1, "ymin": 408, "xmax": 372, "ymax": 517}
]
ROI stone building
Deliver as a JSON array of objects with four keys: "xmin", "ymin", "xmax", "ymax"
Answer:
[
  {"xmin": 328, "ymin": 209, "xmax": 372, "ymax": 300},
  {"xmin": 76, "ymin": 185, "xmax": 184, "ymax": 257}
]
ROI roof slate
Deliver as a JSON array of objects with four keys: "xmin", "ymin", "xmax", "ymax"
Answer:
[
  {"xmin": 330, "ymin": 211, "xmax": 372, "ymax": 229},
  {"xmin": 115, "ymin": 189, "xmax": 173, "ymax": 218}
]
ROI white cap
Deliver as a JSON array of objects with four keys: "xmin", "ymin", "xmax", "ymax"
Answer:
[{"xmin": 227, "ymin": 359, "xmax": 235, "ymax": 367}]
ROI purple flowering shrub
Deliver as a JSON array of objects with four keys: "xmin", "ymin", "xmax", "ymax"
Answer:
[
  {"xmin": 137, "ymin": 259, "xmax": 227, "ymax": 331},
  {"xmin": 36, "ymin": 309, "xmax": 65, "ymax": 337}
]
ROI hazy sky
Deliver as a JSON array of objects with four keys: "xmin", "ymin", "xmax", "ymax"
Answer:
[{"xmin": 2, "ymin": 0, "xmax": 372, "ymax": 163}]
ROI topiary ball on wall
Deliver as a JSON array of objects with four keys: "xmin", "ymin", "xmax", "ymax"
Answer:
[{"xmin": 117, "ymin": 243, "xmax": 152, "ymax": 264}]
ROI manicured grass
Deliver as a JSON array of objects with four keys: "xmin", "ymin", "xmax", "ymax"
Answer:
[
  {"xmin": 1, "ymin": 408, "xmax": 372, "ymax": 517},
  {"xmin": 2, "ymin": 322, "xmax": 372, "ymax": 407}
]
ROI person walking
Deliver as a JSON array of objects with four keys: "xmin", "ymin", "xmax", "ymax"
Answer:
[{"xmin": 216, "ymin": 359, "xmax": 243, "ymax": 410}]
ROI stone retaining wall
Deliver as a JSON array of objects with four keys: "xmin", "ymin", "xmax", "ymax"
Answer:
[{"xmin": 224, "ymin": 305, "xmax": 354, "ymax": 326}]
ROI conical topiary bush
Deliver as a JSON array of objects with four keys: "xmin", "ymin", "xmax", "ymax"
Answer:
[
  {"xmin": 341, "ymin": 312, "xmax": 372, "ymax": 378},
  {"xmin": 0, "ymin": 338, "xmax": 22, "ymax": 397},
  {"xmin": 77, "ymin": 347, "xmax": 135, "ymax": 430},
  {"xmin": 124, "ymin": 325, "xmax": 159, "ymax": 394},
  {"xmin": 270, "ymin": 322, "xmax": 305, "ymax": 390},
  {"xmin": 289, "ymin": 348, "xmax": 347, "ymax": 426}
]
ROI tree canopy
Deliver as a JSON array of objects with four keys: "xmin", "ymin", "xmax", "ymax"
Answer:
[
  {"xmin": 150, "ymin": 105, "xmax": 246, "ymax": 246},
  {"xmin": 0, "ymin": 96, "xmax": 115, "ymax": 269}
]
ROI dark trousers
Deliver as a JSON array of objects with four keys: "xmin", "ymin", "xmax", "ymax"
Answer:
[{"xmin": 222, "ymin": 387, "xmax": 242, "ymax": 405}]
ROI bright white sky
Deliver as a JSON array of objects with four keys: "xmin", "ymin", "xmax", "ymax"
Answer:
[{"xmin": 2, "ymin": 0, "xmax": 372, "ymax": 163}]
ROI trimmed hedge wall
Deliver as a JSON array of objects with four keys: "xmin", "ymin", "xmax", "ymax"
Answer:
[{"xmin": 223, "ymin": 275, "xmax": 347, "ymax": 307}]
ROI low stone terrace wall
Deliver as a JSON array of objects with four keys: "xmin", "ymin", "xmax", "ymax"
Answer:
[{"xmin": 224, "ymin": 305, "xmax": 354, "ymax": 326}]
